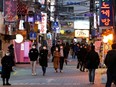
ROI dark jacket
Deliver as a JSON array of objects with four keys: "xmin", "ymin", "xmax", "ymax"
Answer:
[
  {"xmin": 64, "ymin": 45, "xmax": 70, "ymax": 58},
  {"xmin": 104, "ymin": 49, "xmax": 116, "ymax": 75},
  {"xmin": 29, "ymin": 48, "xmax": 39, "ymax": 61},
  {"xmin": 1, "ymin": 55, "xmax": 13, "ymax": 78},
  {"xmin": 86, "ymin": 50, "xmax": 100, "ymax": 69},
  {"xmin": 39, "ymin": 49, "xmax": 48, "ymax": 67},
  {"xmin": 8, "ymin": 45, "xmax": 15, "ymax": 66}
]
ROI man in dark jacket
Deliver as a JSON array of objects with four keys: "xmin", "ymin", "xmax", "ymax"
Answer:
[
  {"xmin": 86, "ymin": 46, "xmax": 100, "ymax": 84},
  {"xmin": 104, "ymin": 43, "xmax": 116, "ymax": 87},
  {"xmin": 29, "ymin": 44, "xmax": 39, "ymax": 76},
  {"xmin": 39, "ymin": 46, "xmax": 48, "ymax": 76},
  {"xmin": 8, "ymin": 44, "xmax": 15, "ymax": 71},
  {"xmin": 1, "ymin": 50, "xmax": 14, "ymax": 85}
]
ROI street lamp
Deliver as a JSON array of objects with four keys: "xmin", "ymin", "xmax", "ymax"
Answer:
[{"xmin": 15, "ymin": 34, "xmax": 23, "ymax": 43}]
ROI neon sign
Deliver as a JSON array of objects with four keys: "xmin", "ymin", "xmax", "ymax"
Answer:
[{"xmin": 100, "ymin": 0, "xmax": 113, "ymax": 26}]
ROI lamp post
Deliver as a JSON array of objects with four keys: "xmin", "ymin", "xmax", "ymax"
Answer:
[{"xmin": 89, "ymin": 0, "xmax": 95, "ymax": 39}]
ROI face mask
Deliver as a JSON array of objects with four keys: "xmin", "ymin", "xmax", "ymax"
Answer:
[
  {"xmin": 43, "ymin": 47, "xmax": 46, "ymax": 49},
  {"xmin": 6, "ymin": 53, "xmax": 10, "ymax": 56},
  {"xmin": 56, "ymin": 49, "xmax": 58, "ymax": 51},
  {"xmin": 32, "ymin": 46, "xmax": 35, "ymax": 48}
]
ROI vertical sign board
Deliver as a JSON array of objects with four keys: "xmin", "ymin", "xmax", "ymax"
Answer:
[
  {"xmin": 39, "ymin": 13, "xmax": 47, "ymax": 34},
  {"xmin": 0, "ymin": 0, "xmax": 3, "ymax": 12},
  {"xmin": 99, "ymin": 0, "xmax": 113, "ymax": 26},
  {"xmin": 4, "ymin": 0, "xmax": 17, "ymax": 23}
]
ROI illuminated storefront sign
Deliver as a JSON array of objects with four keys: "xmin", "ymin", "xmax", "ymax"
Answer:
[
  {"xmin": 4, "ymin": 0, "xmax": 17, "ymax": 23},
  {"xmin": 38, "ymin": 0, "xmax": 45, "ymax": 4},
  {"xmin": 38, "ymin": 12, "xmax": 47, "ymax": 34},
  {"xmin": 75, "ymin": 30, "xmax": 89, "ymax": 38},
  {"xmin": 74, "ymin": 20, "xmax": 89, "ymax": 29},
  {"xmin": 99, "ymin": 0, "xmax": 113, "ymax": 26},
  {"xmin": 64, "ymin": 1, "xmax": 88, "ymax": 6}
]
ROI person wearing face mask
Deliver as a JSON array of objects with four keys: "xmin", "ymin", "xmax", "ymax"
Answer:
[
  {"xmin": 29, "ymin": 44, "xmax": 39, "ymax": 76},
  {"xmin": 39, "ymin": 46, "xmax": 48, "ymax": 76},
  {"xmin": 53, "ymin": 47, "xmax": 61, "ymax": 72},
  {"xmin": 59, "ymin": 45, "xmax": 65, "ymax": 73},
  {"xmin": 1, "ymin": 50, "xmax": 14, "ymax": 86}
]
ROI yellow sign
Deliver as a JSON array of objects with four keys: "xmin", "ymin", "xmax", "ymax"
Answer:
[{"xmin": 75, "ymin": 30, "xmax": 89, "ymax": 37}]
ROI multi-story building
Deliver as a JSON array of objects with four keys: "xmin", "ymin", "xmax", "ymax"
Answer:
[{"xmin": 56, "ymin": 0, "xmax": 91, "ymax": 41}]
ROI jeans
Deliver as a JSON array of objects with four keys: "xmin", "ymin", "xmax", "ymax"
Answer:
[
  {"xmin": 42, "ymin": 66, "xmax": 46, "ymax": 75},
  {"xmin": 106, "ymin": 69, "xmax": 115, "ymax": 87},
  {"xmin": 60, "ymin": 57, "xmax": 64, "ymax": 70},
  {"xmin": 30, "ymin": 61, "xmax": 37, "ymax": 74},
  {"xmin": 89, "ymin": 69, "xmax": 95, "ymax": 83}
]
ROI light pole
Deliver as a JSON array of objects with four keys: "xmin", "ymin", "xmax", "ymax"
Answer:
[{"xmin": 89, "ymin": 0, "xmax": 95, "ymax": 39}]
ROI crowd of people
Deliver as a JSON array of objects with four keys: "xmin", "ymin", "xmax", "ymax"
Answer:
[{"xmin": 1, "ymin": 41, "xmax": 116, "ymax": 87}]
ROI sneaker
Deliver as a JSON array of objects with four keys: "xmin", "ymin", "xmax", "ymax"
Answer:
[
  {"xmin": 55, "ymin": 70, "xmax": 58, "ymax": 73},
  {"xmin": 32, "ymin": 73, "xmax": 37, "ymax": 76},
  {"xmin": 6, "ymin": 83, "xmax": 11, "ymax": 85},
  {"xmin": 60, "ymin": 70, "xmax": 63, "ymax": 73},
  {"xmin": 3, "ymin": 83, "xmax": 6, "ymax": 86},
  {"xmin": 34, "ymin": 73, "xmax": 37, "ymax": 76},
  {"xmin": 90, "ymin": 82, "xmax": 94, "ymax": 84},
  {"xmin": 32, "ymin": 73, "xmax": 34, "ymax": 76},
  {"xmin": 43, "ymin": 73, "xmax": 45, "ymax": 76}
]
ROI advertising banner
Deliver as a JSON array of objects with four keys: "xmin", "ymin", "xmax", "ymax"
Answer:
[
  {"xmin": 38, "ymin": 12, "xmax": 47, "ymax": 34},
  {"xmin": 99, "ymin": 0, "xmax": 113, "ymax": 26},
  {"xmin": 4, "ymin": 0, "xmax": 17, "ymax": 23}
]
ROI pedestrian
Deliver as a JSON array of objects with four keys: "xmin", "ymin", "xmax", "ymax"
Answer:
[
  {"xmin": 104, "ymin": 43, "xmax": 116, "ymax": 87},
  {"xmin": 72, "ymin": 42, "xmax": 77, "ymax": 59},
  {"xmin": 64, "ymin": 42, "xmax": 70, "ymax": 65},
  {"xmin": 8, "ymin": 44, "xmax": 15, "ymax": 71},
  {"xmin": 80, "ymin": 45, "xmax": 87, "ymax": 72},
  {"xmin": 59, "ymin": 45, "xmax": 65, "ymax": 72},
  {"xmin": 85, "ymin": 45, "xmax": 100, "ymax": 84},
  {"xmin": 39, "ymin": 46, "xmax": 48, "ymax": 76},
  {"xmin": 1, "ymin": 50, "xmax": 14, "ymax": 86},
  {"xmin": 53, "ymin": 47, "xmax": 60, "ymax": 72},
  {"xmin": 51, "ymin": 43, "xmax": 56, "ymax": 62},
  {"xmin": 29, "ymin": 44, "xmax": 39, "ymax": 76}
]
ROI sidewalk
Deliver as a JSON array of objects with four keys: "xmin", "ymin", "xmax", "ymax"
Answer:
[{"xmin": 0, "ymin": 59, "xmax": 115, "ymax": 87}]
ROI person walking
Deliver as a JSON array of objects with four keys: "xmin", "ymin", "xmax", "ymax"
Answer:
[
  {"xmin": 64, "ymin": 42, "xmax": 70, "ymax": 65},
  {"xmin": 85, "ymin": 46, "xmax": 100, "ymax": 84},
  {"xmin": 51, "ymin": 44, "xmax": 56, "ymax": 62},
  {"xmin": 1, "ymin": 50, "xmax": 14, "ymax": 86},
  {"xmin": 29, "ymin": 44, "xmax": 39, "ymax": 76},
  {"xmin": 53, "ymin": 47, "xmax": 60, "ymax": 72},
  {"xmin": 8, "ymin": 44, "xmax": 15, "ymax": 71},
  {"xmin": 80, "ymin": 45, "xmax": 87, "ymax": 72},
  {"xmin": 39, "ymin": 46, "xmax": 48, "ymax": 76},
  {"xmin": 59, "ymin": 45, "xmax": 65, "ymax": 72},
  {"xmin": 104, "ymin": 43, "xmax": 116, "ymax": 87}
]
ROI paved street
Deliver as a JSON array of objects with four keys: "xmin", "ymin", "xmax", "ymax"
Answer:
[{"xmin": 0, "ymin": 59, "xmax": 115, "ymax": 87}]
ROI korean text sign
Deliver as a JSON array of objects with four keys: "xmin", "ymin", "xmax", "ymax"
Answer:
[{"xmin": 99, "ymin": 0, "xmax": 113, "ymax": 26}]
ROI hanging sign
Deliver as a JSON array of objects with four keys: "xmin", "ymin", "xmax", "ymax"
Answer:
[
  {"xmin": 99, "ymin": 0, "xmax": 113, "ymax": 26},
  {"xmin": 38, "ymin": 12, "xmax": 47, "ymax": 34},
  {"xmin": 4, "ymin": 0, "xmax": 17, "ymax": 23}
]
